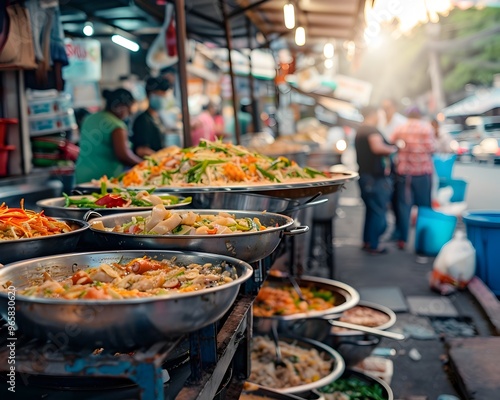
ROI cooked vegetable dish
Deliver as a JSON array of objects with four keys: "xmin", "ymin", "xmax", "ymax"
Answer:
[
  {"xmin": 15, "ymin": 256, "xmax": 237, "ymax": 300},
  {"xmin": 63, "ymin": 185, "xmax": 190, "ymax": 209},
  {"xmin": 0, "ymin": 202, "xmax": 72, "ymax": 240},
  {"xmin": 319, "ymin": 377, "xmax": 387, "ymax": 400},
  {"xmin": 253, "ymin": 284, "xmax": 337, "ymax": 317},
  {"xmin": 249, "ymin": 336, "xmax": 333, "ymax": 389},
  {"xmin": 91, "ymin": 206, "xmax": 268, "ymax": 236},
  {"xmin": 93, "ymin": 140, "xmax": 327, "ymax": 188}
]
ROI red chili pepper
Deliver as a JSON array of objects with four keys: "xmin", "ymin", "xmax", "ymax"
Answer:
[{"xmin": 94, "ymin": 194, "xmax": 127, "ymax": 208}]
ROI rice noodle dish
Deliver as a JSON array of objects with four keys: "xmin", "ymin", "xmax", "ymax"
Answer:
[
  {"xmin": 14, "ymin": 256, "xmax": 238, "ymax": 300},
  {"xmin": 249, "ymin": 336, "xmax": 333, "ymax": 389},
  {"xmin": 93, "ymin": 140, "xmax": 327, "ymax": 188}
]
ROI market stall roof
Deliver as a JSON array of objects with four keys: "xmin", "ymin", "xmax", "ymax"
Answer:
[
  {"xmin": 59, "ymin": 0, "xmax": 367, "ymax": 48},
  {"xmin": 239, "ymin": 0, "xmax": 367, "ymax": 45}
]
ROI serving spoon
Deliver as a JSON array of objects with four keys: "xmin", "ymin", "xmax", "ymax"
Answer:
[
  {"xmin": 328, "ymin": 320, "xmax": 405, "ymax": 341},
  {"xmin": 271, "ymin": 322, "xmax": 287, "ymax": 368}
]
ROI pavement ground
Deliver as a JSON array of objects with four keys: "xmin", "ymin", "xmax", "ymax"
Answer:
[{"xmin": 303, "ymin": 180, "xmax": 497, "ymax": 400}]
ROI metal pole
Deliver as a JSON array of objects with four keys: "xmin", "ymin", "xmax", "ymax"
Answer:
[
  {"xmin": 173, "ymin": 0, "xmax": 192, "ymax": 147},
  {"xmin": 219, "ymin": 0, "xmax": 242, "ymax": 145},
  {"xmin": 246, "ymin": 17, "xmax": 259, "ymax": 134}
]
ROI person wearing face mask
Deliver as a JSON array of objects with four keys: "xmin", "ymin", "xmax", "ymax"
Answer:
[
  {"xmin": 131, "ymin": 76, "xmax": 171, "ymax": 157},
  {"xmin": 75, "ymin": 88, "xmax": 143, "ymax": 184}
]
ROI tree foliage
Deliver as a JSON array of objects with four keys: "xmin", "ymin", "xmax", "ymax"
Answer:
[
  {"xmin": 347, "ymin": 7, "xmax": 500, "ymax": 105},
  {"xmin": 440, "ymin": 7, "xmax": 500, "ymax": 93}
]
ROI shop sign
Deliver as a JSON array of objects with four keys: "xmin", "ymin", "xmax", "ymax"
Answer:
[
  {"xmin": 63, "ymin": 39, "xmax": 102, "ymax": 82},
  {"xmin": 333, "ymin": 74, "xmax": 372, "ymax": 106}
]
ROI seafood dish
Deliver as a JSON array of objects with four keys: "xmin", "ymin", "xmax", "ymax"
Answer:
[{"xmin": 13, "ymin": 256, "xmax": 238, "ymax": 300}]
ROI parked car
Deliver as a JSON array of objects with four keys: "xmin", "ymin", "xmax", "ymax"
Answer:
[
  {"xmin": 471, "ymin": 137, "xmax": 500, "ymax": 164},
  {"xmin": 459, "ymin": 116, "xmax": 500, "ymax": 140},
  {"xmin": 450, "ymin": 139, "xmax": 474, "ymax": 160}
]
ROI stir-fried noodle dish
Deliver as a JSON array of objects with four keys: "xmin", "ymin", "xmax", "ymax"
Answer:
[
  {"xmin": 93, "ymin": 140, "xmax": 328, "ymax": 188},
  {"xmin": 249, "ymin": 336, "xmax": 333, "ymax": 389}
]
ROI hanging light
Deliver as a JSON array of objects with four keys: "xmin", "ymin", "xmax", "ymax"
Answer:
[
  {"xmin": 323, "ymin": 42, "xmax": 334, "ymax": 58},
  {"xmin": 83, "ymin": 21, "xmax": 94, "ymax": 37},
  {"xmin": 295, "ymin": 26, "xmax": 305, "ymax": 46},
  {"xmin": 283, "ymin": 3, "xmax": 295, "ymax": 30},
  {"xmin": 111, "ymin": 35, "xmax": 140, "ymax": 52}
]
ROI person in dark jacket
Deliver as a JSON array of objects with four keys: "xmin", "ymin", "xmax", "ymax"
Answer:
[
  {"xmin": 131, "ymin": 76, "xmax": 172, "ymax": 157},
  {"xmin": 355, "ymin": 106, "xmax": 398, "ymax": 254}
]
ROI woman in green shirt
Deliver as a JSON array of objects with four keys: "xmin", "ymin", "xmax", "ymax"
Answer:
[{"xmin": 75, "ymin": 89, "xmax": 143, "ymax": 184}]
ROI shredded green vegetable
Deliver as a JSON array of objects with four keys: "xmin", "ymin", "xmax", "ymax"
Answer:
[{"xmin": 319, "ymin": 377, "xmax": 386, "ymax": 400}]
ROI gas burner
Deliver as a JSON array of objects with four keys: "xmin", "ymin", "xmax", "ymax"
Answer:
[{"xmin": 0, "ymin": 320, "xmax": 189, "ymax": 397}]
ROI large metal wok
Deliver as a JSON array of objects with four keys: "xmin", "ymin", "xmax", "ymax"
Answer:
[
  {"xmin": 254, "ymin": 276, "xmax": 404, "ymax": 344},
  {"xmin": 0, "ymin": 218, "xmax": 89, "ymax": 265},
  {"xmin": 86, "ymin": 209, "xmax": 307, "ymax": 263},
  {"xmin": 0, "ymin": 250, "xmax": 253, "ymax": 349},
  {"xmin": 76, "ymin": 171, "xmax": 359, "ymax": 199}
]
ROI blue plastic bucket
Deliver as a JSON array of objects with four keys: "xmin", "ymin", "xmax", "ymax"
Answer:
[
  {"xmin": 438, "ymin": 178, "xmax": 468, "ymax": 202},
  {"xmin": 415, "ymin": 207, "xmax": 457, "ymax": 256},
  {"xmin": 433, "ymin": 154, "xmax": 457, "ymax": 181},
  {"xmin": 463, "ymin": 211, "xmax": 500, "ymax": 295}
]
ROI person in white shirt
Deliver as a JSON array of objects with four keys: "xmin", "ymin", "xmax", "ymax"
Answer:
[
  {"xmin": 431, "ymin": 119, "xmax": 453, "ymax": 153},
  {"xmin": 378, "ymin": 98, "xmax": 407, "ymax": 142}
]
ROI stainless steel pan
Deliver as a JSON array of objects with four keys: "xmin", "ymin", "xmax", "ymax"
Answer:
[
  {"xmin": 86, "ymin": 209, "xmax": 308, "ymax": 263},
  {"xmin": 249, "ymin": 335, "xmax": 345, "ymax": 395},
  {"xmin": 0, "ymin": 250, "xmax": 253, "ymax": 349},
  {"xmin": 253, "ymin": 276, "xmax": 360, "ymax": 336},
  {"xmin": 0, "ymin": 218, "xmax": 89, "ymax": 265},
  {"xmin": 254, "ymin": 276, "xmax": 403, "ymax": 342},
  {"xmin": 75, "ymin": 171, "xmax": 359, "ymax": 198},
  {"xmin": 188, "ymin": 192, "xmax": 300, "ymax": 213}
]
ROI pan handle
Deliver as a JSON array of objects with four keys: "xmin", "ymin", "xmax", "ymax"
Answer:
[
  {"xmin": 83, "ymin": 210, "xmax": 103, "ymax": 221},
  {"xmin": 283, "ymin": 225, "xmax": 309, "ymax": 236},
  {"xmin": 284, "ymin": 198, "xmax": 328, "ymax": 214}
]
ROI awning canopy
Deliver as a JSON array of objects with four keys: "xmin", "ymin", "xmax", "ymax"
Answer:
[
  {"xmin": 442, "ymin": 88, "xmax": 500, "ymax": 117},
  {"xmin": 59, "ymin": 0, "xmax": 367, "ymax": 49}
]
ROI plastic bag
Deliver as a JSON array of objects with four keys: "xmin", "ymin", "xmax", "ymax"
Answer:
[{"xmin": 430, "ymin": 230, "xmax": 476, "ymax": 294}]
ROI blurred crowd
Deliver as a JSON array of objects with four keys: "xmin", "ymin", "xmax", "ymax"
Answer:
[{"xmin": 355, "ymin": 97, "xmax": 454, "ymax": 255}]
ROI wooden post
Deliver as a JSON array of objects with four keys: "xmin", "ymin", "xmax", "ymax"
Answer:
[
  {"xmin": 173, "ymin": 0, "xmax": 192, "ymax": 147},
  {"xmin": 219, "ymin": 0, "xmax": 241, "ymax": 145}
]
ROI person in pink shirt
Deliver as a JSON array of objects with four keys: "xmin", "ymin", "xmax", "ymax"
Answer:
[
  {"xmin": 191, "ymin": 101, "xmax": 217, "ymax": 146},
  {"xmin": 391, "ymin": 106, "xmax": 436, "ymax": 250}
]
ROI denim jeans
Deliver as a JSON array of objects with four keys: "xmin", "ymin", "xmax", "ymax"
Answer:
[
  {"xmin": 394, "ymin": 174, "xmax": 432, "ymax": 243},
  {"xmin": 358, "ymin": 174, "xmax": 393, "ymax": 249}
]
